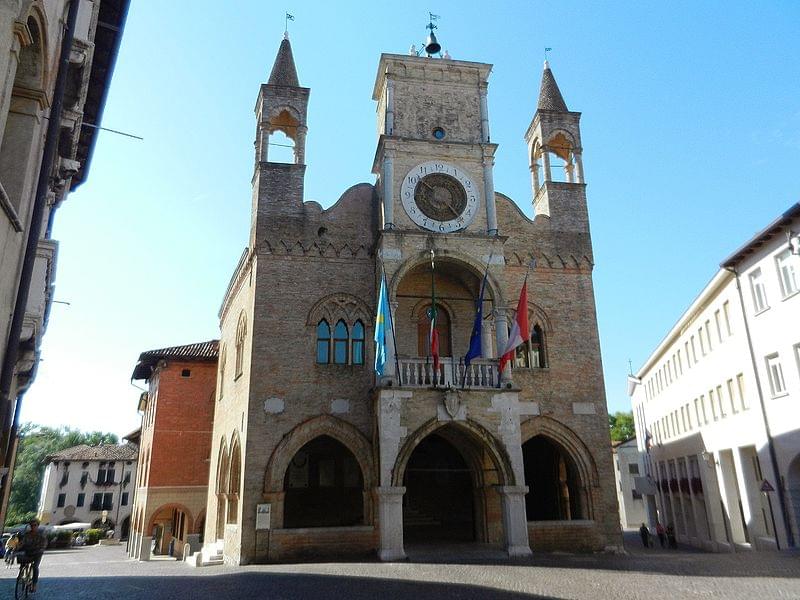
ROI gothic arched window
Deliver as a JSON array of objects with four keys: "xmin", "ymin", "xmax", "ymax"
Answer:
[
  {"xmin": 531, "ymin": 325, "xmax": 546, "ymax": 368},
  {"xmin": 515, "ymin": 323, "xmax": 547, "ymax": 369},
  {"xmin": 235, "ymin": 313, "xmax": 247, "ymax": 378},
  {"xmin": 351, "ymin": 320, "xmax": 365, "ymax": 365},
  {"xmin": 316, "ymin": 320, "xmax": 331, "ymax": 364},
  {"xmin": 333, "ymin": 320, "xmax": 349, "ymax": 364}
]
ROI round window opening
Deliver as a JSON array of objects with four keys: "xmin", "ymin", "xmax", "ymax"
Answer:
[{"xmin": 432, "ymin": 127, "xmax": 446, "ymax": 140}]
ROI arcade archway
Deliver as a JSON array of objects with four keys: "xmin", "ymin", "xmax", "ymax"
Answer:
[{"xmin": 397, "ymin": 421, "xmax": 513, "ymax": 545}]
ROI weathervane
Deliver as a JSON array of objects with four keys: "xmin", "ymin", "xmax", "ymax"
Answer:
[
  {"xmin": 544, "ymin": 47, "xmax": 552, "ymax": 62},
  {"xmin": 285, "ymin": 12, "xmax": 294, "ymax": 37}
]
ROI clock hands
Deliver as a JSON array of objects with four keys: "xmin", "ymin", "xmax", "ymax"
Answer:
[{"xmin": 419, "ymin": 178, "xmax": 461, "ymax": 218}]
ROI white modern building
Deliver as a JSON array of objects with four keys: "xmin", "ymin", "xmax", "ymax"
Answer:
[
  {"xmin": 37, "ymin": 442, "xmax": 138, "ymax": 539},
  {"xmin": 629, "ymin": 203, "xmax": 800, "ymax": 552},
  {"xmin": 612, "ymin": 438, "xmax": 647, "ymax": 529}
]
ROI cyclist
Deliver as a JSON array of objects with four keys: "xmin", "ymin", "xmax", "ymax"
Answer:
[
  {"xmin": 5, "ymin": 533, "xmax": 20, "ymax": 566},
  {"xmin": 18, "ymin": 519, "xmax": 47, "ymax": 593}
]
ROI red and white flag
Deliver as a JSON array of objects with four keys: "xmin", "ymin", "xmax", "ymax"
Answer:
[{"xmin": 499, "ymin": 282, "xmax": 529, "ymax": 373}]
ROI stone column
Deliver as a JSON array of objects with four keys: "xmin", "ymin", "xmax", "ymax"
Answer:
[
  {"xmin": 697, "ymin": 452, "xmax": 733, "ymax": 551},
  {"xmin": 295, "ymin": 125, "xmax": 308, "ymax": 165},
  {"xmin": 385, "ymin": 79, "xmax": 395, "ymax": 135},
  {"xmin": 137, "ymin": 536, "xmax": 152, "ymax": 561},
  {"xmin": 565, "ymin": 159, "xmax": 574, "ymax": 183},
  {"xmin": 479, "ymin": 83, "xmax": 490, "ymax": 143},
  {"xmin": 530, "ymin": 163, "xmax": 539, "ymax": 196},
  {"xmin": 383, "ymin": 301, "xmax": 398, "ymax": 383},
  {"xmin": 498, "ymin": 486, "xmax": 532, "ymax": 556},
  {"xmin": 541, "ymin": 148, "xmax": 552, "ymax": 183},
  {"xmin": 716, "ymin": 451, "xmax": 746, "ymax": 544},
  {"xmin": 733, "ymin": 447, "xmax": 768, "ymax": 542},
  {"xmin": 383, "ymin": 150, "xmax": 395, "ymax": 229},
  {"xmin": 574, "ymin": 151, "xmax": 584, "ymax": 184},
  {"xmin": 376, "ymin": 486, "xmax": 406, "ymax": 561},
  {"xmin": 684, "ymin": 456, "xmax": 703, "ymax": 542},
  {"xmin": 483, "ymin": 155, "xmax": 498, "ymax": 235},
  {"xmin": 481, "ymin": 315, "xmax": 493, "ymax": 359},
  {"xmin": 494, "ymin": 308, "xmax": 511, "ymax": 386}
]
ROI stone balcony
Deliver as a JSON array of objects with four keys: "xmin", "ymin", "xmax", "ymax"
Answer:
[{"xmin": 395, "ymin": 357, "xmax": 499, "ymax": 389}]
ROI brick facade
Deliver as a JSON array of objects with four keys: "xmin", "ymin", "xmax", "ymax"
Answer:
[
  {"xmin": 129, "ymin": 347, "xmax": 217, "ymax": 561},
  {"xmin": 203, "ymin": 39, "xmax": 620, "ymax": 564}
]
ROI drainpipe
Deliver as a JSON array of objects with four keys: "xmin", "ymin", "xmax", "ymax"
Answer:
[
  {"xmin": 0, "ymin": 0, "xmax": 82, "ymax": 519},
  {"xmin": 725, "ymin": 265, "xmax": 795, "ymax": 548}
]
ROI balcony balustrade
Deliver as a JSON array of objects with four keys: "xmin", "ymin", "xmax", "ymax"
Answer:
[{"xmin": 396, "ymin": 357, "xmax": 498, "ymax": 389}]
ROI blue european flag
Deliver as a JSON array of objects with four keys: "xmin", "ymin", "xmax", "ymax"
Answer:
[
  {"xmin": 464, "ymin": 271, "xmax": 487, "ymax": 367},
  {"xmin": 374, "ymin": 275, "xmax": 392, "ymax": 376}
]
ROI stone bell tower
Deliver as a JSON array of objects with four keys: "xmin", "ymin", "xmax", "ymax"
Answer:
[
  {"xmin": 251, "ymin": 33, "xmax": 310, "ymax": 246},
  {"xmin": 524, "ymin": 61, "xmax": 589, "ymax": 233}
]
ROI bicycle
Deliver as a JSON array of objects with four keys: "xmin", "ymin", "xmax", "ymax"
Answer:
[{"xmin": 15, "ymin": 554, "xmax": 34, "ymax": 599}]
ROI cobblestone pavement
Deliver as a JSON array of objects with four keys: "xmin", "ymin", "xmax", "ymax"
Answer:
[{"xmin": 2, "ymin": 533, "xmax": 799, "ymax": 600}]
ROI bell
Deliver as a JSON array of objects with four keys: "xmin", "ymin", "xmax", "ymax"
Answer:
[{"xmin": 424, "ymin": 31, "xmax": 441, "ymax": 56}]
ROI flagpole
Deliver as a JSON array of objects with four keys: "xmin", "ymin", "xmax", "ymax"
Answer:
[
  {"xmin": 461, "ymin": 251, "xmax": 493, "ymax": 389},
  {"xmin": 383, "ymin": 266, "xmax": 402, "ymax": 387},
  {"xmin": 429, "ymin": 250, "xmax": 437, "ymax": 385}
]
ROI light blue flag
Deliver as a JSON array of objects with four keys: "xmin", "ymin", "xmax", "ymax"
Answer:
[{"xmin": 374, "ymin": 275, "xmax": 392, "ymax": 376}]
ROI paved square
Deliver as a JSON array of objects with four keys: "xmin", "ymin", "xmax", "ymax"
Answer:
[{"xmin": 2, "ymin": 535, "xmax": 799, "ymax": 599}]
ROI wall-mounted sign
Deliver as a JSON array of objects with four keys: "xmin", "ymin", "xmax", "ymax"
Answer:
[{"xmin": 256, "ymin": 503, "xmax": 271, "ymax": 530}]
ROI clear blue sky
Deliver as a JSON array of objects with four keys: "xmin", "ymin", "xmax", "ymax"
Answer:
[{"xmin": 21, "ymin": 1, "xmax": 800, "ymax": 436}]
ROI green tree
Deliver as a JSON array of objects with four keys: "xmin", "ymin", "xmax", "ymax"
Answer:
[
  {"xmin": 608, "ymin": 411, "xmax": 635, "ymax": 442},
  {"xmin": 5, "ymin": 424, "xmax": 118, "ymax": 526}
]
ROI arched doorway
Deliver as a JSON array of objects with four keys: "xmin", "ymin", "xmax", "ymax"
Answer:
[
  {"xmin": 523, "ymin": 435, "xmax": 584, "ymax": 520},
  {"xmin": 283, "ymin": 435, "xmax": 364, "ymax": 528},
  {"xmin": 397, "ymin": 422, "xmax": 513, "ymax": 546},
  {"xmin": 403, "ymin": 433, "xmax": 474, "ymax": 542}
]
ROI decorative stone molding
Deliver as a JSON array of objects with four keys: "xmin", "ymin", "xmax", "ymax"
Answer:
[
  {"xmin": 306, "ymin": 292, "xmax": 373, "ymax": 327},
  {"xmin": 263, "ymin": 415, "xmax": 374, "ymax": 493},
  {"xmin": 520, "ymin": 415, "xmax": 600, "ymax": 488},
  {"xmin": 260, "ymin": 238, "xmax": 372, "ymax": 259}
]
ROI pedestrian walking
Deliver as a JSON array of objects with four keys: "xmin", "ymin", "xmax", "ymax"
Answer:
[
  {"xmin": 666, "ymin": 523, "xmax": 677, "ymax": 549},
  {"xmin": 639, "ymin": 522, "xmax": 651, "ymax": 548},
  {"xmin": 656, "ymin": 522, "xmax": 666, "ymax": 548}
]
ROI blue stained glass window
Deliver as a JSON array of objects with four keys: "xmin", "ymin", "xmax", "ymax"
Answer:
[
  {"xmin": 316, "ymin": 320, "xmax": 331, "ymax": 364},
  {"xmin": 334, "ymin": 320, "xmax": 348, "ymax": 364},
  {"xmin": 352, "ymin": 320, "xmax": 365, "ymax": 365}
]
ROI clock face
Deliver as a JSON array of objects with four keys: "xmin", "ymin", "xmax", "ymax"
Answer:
[{"xmin": 400, "ymin": 161, "xmax": 480, "ymax": 232}]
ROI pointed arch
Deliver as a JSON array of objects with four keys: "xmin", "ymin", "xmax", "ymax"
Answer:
[
  {"xmin": 227, "ymin": 432, "xmax": 242, "ymax": 524},
  {"xmin": 392, "ymin": 418, "xmax": 516, "ymax": 487},
  {"xmin": 389, "ymin": 251, "xmax": 504, "ymax": 308},
  {"xmin": 234, "ymin": 311, "xmax": 247, "ymax": 378},
  {"xmin": 264, "ymin": 415, "xmax": 374, "ymax": 493},
  {"xmin": 520, "ymin": 416, "xmax": 599, "ymax": 488}
]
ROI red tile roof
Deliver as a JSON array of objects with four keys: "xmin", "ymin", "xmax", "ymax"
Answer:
[{"xmin": 132, "ymin": 340, "xmax": 219, "ymax": 380}]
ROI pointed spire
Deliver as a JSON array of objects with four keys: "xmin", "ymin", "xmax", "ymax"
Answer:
[
  {"xmin": 268, "ymin": 35, "xmax": 300, "ymax": 87},
  {"xmin": 537, "ymin": 60, "xmax": 568, "ymax": 112}
]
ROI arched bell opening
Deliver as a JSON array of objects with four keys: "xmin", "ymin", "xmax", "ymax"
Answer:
[
  {"xmin": 523, "ymin": 435, "xmax": 586, "ymax": 521},
  {"xmin": 261, "ymin": 108, "xmax": 304, "ymax": 164}
]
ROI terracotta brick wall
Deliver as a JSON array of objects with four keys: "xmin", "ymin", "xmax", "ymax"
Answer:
[
  {"xmin": 265, "ymin": 526, "xmax": 377, "ymax": 562},
  {"xmin": 149, "ymin": 361, "xmax": 216, "ymax": 487},
  {"xmin": 528, "ymin": 520, "xmax": 603, "ymax": 552}
]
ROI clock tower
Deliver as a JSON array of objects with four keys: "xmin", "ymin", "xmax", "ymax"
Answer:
[{"xmin": 372, "ymin": 52, "xmax": 499, "ymax": 235}]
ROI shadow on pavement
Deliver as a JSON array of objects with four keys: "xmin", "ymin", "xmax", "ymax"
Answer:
[{"xmin": 28, "ymin": 572, "xmax": 554, "ymax": 600}]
